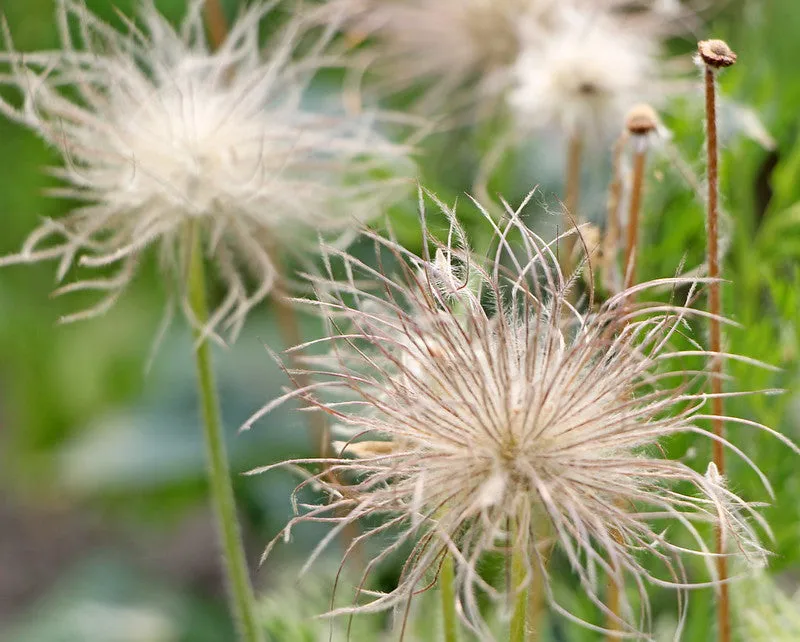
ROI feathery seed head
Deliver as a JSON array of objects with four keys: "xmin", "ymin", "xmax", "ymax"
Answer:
[
  {"xmin": 0, "ymin": 0, "xmax": 413, "ymax": 337},
  {"xmin": 252, "ymin": 191, "xmax": 779, "ymax": 638},
  {"xmin": 510, "ymin": 12, "xmax": 659, "ymax": 139},
  {"xmin": 331, "ymin": 0, "xmax": 697, "ymax": 133},
  {"xmin": 326, "ymin": 0, "xmax": 564, "ymax": 120}
]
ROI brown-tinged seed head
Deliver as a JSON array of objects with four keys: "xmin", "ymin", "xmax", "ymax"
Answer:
[
  {"xmin": 257, "ymin": 194, "xmax": 777, "ymax": 638},
  {"xmin": 697, "ymin": 39, "xmax": 737, "ymax": 68},
  {"xmin": 625, "ymin": 103, "xmax": 658, "ymax": 135}
]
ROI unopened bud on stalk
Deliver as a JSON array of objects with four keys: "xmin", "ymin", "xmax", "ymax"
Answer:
[{"xmin": 625, "ymin": 103, "xmax": 659, "ymax": 136}]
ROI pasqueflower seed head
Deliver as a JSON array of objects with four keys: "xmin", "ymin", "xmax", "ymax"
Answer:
[
  {"xmin": 510, "ymin": 10, "xmax": 660, "ymax": 139},
  {"xmin": 327, "ymin": 0, "xmax": 694, "ymax": 131},
  {"xmin": 0, "ymin": 0, "xmax": 413, "ymax": 338},
  {"xmin": 324, "ymin": 0, "xmax": 565, "ymax": 122},
  {"xmin": 249, "ymin": 190, "xmax": 788, "ymax": 639}
]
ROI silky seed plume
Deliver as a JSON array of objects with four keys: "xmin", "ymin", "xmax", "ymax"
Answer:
[
  {"xmin": 0, "ymin": 0, "xmax": 414, "ymax": 340},
  {"xmin": 248, "ymin": 190, "xmax": 785, "ymax": 640}
]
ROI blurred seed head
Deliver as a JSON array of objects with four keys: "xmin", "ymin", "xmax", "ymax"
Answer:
[
  {"xmin": 510, "ymin": 11, "xmax": 662, "ymax": 140},
  {"xmin": 325, "ymin": 0, "xmax": 561, "ymax": 121},
  {"xmin": 329, "ymin": 0, "xmax": 696, "ymax": 135},
  {"xmin": 252, "ymin": 190, "xmax": 775, "ymax": 639},
  {"xmin": 625, "ymin": 103, "xmax": 660, "ymax": 136},
  {"xmin": 733, "ymin": 569, "xmax": 800, "ymax": 642},
  {"xmin": 0, "ymin": 0, "xmax": 413, "ymax": 338}
]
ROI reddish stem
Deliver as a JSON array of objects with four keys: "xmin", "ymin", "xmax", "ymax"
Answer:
[
  {"xmin": 704, "ymin": 63, "xmax": 729, "ymax": 642},
  {"xmin": 561, "ymin": 132, "xmax": 584, "ymax": 277},
  {"xmin": 623, "ymin": 145, "xmax": 648, "ymax": 294},
  {"xmin": 603, "ymin": 134, "xmax": 627, "ymax": 294},
  {"xmin": 204, "ymin": 0, "xmax": 228, "ymax": 50}
]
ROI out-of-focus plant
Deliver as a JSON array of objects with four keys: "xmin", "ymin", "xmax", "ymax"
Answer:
[
  {"xmin": 0, "ymin": 0, "xmax": 414, "ymax": 639},
  {"xmin": 733, "ymin": 571, "xmax": 800, "ymax": 641}
]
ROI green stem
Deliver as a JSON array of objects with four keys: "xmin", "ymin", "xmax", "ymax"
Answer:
[
  {"xmin": 510, "ymin": 535, "xmax": 528, "ymax": 642},
  {"xmin": 187, "ymin": 223, "xmax": 264, "ymax": 642},
  {"xmin": 526, "ymin": 539, "xmax": 550, "ymax": 641},
  {"xmin": 440, "ymin": 551, "xmax": 458, "ymax": 642}
]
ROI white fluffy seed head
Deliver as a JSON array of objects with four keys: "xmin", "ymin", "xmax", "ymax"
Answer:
[
  {"xmin": 0, "ymin": 0, "xmax": 414, "ymax": 337},
  {"xmin": 252, "ymin": 190, "xmax": 780, "ymax": 639},
  {"xmin": 509, "ymin": 11, "xmax": 659, "ymax": 139},
  {"xmin": 326, "ymin": 0, "xmax": 565, "ymax": 121},
  {"xmin": 329, "ymin": 0, "xmax": 694, "ymax": 131}
]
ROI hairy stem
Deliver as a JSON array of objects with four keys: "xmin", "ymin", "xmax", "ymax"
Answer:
[
  {"xmin": 608, "ymin": 127, "xmax": 648, "ymax": 638},
  {"xmin": 623, "ymin": 142, "xmax": 648, "ymax": 293},
  {"xmin": 704, "ymin": 68, "xmax": 725, "ymax": 472},
  {"xmin": 561, "ymin": 132, "xmax": 584, "ymax": 276},
  {"xmin": 187, "ymin": 223, "xmax": 263, "ymax": 642},
  {"xmin": 603, "ymin": 133, "xmax": 627, "ymax": 294},
  {"xmin": 704, "ymin": 63, "xmax": 729, "ymax": 642},
  {"xmin": 440, "ymin": 551, "xmax": 459, "ymax": 642}
]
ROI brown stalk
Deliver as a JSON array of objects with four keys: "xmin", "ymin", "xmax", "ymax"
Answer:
[
  {"xmin": 606, "ymin": 105, "xmax": 657, "ymax": 641},
  {"xmin": 698, "ymin": 38, "xmax": 737, "ymax": 642},
  {"xmin": 602, "ymin": 133, "xmax": 627, "ymax": 295},
  {"xmin": 272, "ymin": 282, "xmax": 331, "ymax": 457},
  {"xmin": 274, "ymin": 270, "xmax": 365, "ymax": 567},
  {"xmin": 204, "ymin": 0, "xmax": 228, "ymax": 51},
  {"xmin": 561, "ymin": 132, "xmax": 584, "ymax": 277},
  {"xmin": 622, "ymin": 105, "xmax": 658, "ymax": 294},
  {"xmin": 623, "ymin": 148, "xmax": 647, "ymax": 293}
]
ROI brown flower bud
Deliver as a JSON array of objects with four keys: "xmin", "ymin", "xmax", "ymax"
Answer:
[
  {"xmin": 697, "ymin": 39, "xmax": 737, "ymax": 69},
  {"xmin": 625, "ymin": 104, "xmax": 658, "ymax": 136}
]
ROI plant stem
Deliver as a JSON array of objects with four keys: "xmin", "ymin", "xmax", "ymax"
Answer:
[
  {"xmin": 560, "ymin": 132, "xmax": 583, "ymax": 277},
  {"xmin": 273, "ymin": 286, "xmax": 330, "ymax": 456},
  {"xmin": 623, "ymin": 142, "xmax": 648, "ymax": 293},
  {"xmin": 526, "ymin": 539, "xmax": 551, "ymax": 642},
  {"xmin": 192, "ymin": 8, "xmax": 259, "ymax": 639},
  {"xmin": 605, "ymin": 568, "xmax": 622, "ymax": 640},
  {"xmin": 603, "ymin": 133, "xmax": 627, "ymax": 294},
  {"xmin": 440, "ymin": 551, "xmax": 459, "ymax": 642},
  {"xmin": 605, "ymin": 106, "xmax": 658, "ymax": 637},
  {"xmin": 510, "ymin": 532, "xmax": 528, "ymax": 642},
  {"xmin": 705, "ymin": 63, "xmax": 729, "ymax": 642},
  {"xmin": 703, "ymin": 66, "xmax": 725, "ymax": 475},
  {"xmin": 204, "ymin": 0, "xmax": 228, "ymax": 50},
  {"xmin": 700, "ymin": 43, "xmax": 733, "ymax": 642},
  {"xmin": 187, "ymin": 223, "xmax": 263, "ymax": 642},
  {"xmin": 273, "ymin": 277, "xmax": 364, "ymax": 565}
]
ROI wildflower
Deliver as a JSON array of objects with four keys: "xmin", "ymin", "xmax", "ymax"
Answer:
[
  {"xmin": 509, "ymin": 10, "xmax": 664, "ymax": 140},
  {"xmin": 0, "ymin": 0, "xmax": 412, "ymax": 338},
  {"xmin": 328, "ymin": 0, "xmax": 692, "ymax": 129},
  {"xmin": 249, "ymin": 191, "xmax": 785, "ymax": 638},
  {"xmin": 325, "ymin": 0, "xmax": 562, "ymax": 121}
]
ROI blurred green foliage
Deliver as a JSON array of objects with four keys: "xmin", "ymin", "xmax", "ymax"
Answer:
[{"xmin": 0, "ymin": 0, "xmax": 798, "ymax": 641}]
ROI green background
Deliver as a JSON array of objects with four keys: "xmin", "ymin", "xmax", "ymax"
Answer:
[{"xmin": 0, "ymin": 0, "xmax": 797, "ymax": 640}]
